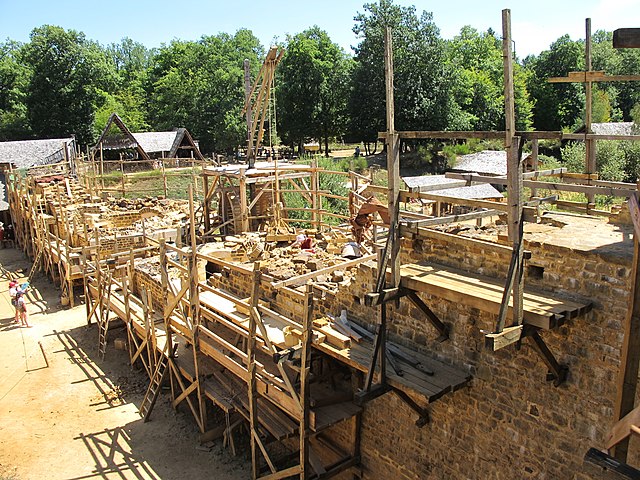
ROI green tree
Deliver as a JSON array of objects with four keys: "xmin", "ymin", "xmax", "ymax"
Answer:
[
  {"xmin": 525, "ymin": 35, "xmax": 584, "ymax": 131},
  {"xmin": 93, "ymin": 38, "xmax": 153, "ymax": 136},
  {"xmin": 147, "ymin": 29, "xmax": 263, "ymax": 153},
  {"xmin": 21, "ymin": 25, "xmax": 115, "ymax": 144},
  {"xmin": 447, "ymin": 26, "xmax": 532, "ymax": 131},
  {"xmin": 278, "ymin": 27, "xmax": 352, "ymax": 156},
  {"xmin": 349, "ymin": 0, "xmax": 461, "ymax": 148},
  {"xmin": 615, "ymin": 47, "xmax": 640, "ymax": 121},
  {"xmin": 0, "ymin": 40, "xmax": 30, "ymax": 140}
]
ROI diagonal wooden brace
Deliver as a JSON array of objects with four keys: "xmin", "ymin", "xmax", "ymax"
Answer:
[
  {"xmin": 526, "ymin": 328, "xmax": 568, "ymax": 386},
  {"xmin": 392, "ymin": 387, "xmax": 429, "ymax": 428},
  {"xmin": 406, "ymin": 291, "xmax": 449, "ymax": 341}
]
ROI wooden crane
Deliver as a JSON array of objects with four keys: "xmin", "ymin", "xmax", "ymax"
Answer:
[{"xmin": 242, "ymin": 46, "xmax": 285, "ymax": 169}]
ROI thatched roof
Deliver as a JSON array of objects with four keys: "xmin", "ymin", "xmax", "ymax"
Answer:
[
  {"xmin": 402, "ymin": 175, "xmax": 503, "ymax": 200},
  {"xmin": 0, "ymin": 137, "xmax": 76, "ymax": 169}
]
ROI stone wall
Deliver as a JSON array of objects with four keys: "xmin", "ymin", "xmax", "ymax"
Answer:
[
  {"xmin": 311, "ymin": 233, "xmax": 629, "ymax": 480},
  {"xmin": 94, "ymin": 234, "xmax": 145, "ymax": 257},
  {"xmin": 211, "ymin": 230, "xmax": 631, "ymax": 479}
]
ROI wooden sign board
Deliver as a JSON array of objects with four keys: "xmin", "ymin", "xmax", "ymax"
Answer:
[{"xmin": 628, "ymin": 193, "xmax": 640, "ymax": 237}]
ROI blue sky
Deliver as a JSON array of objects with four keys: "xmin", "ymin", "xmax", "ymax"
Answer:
[{"xmin": 0, "ymin": 0, "xmax": 638, "ymax": 58}]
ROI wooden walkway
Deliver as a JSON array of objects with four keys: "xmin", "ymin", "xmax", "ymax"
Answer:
[{"xmin": 400, "ymin": 261, "xmax": 592, "ymax": 329}]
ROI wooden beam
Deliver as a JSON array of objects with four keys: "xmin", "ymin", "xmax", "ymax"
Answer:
[
  {"xmin": 407, "ymin": 180, "xmax": 469, "ymax": 192},
  {"xmin": 406, "ymin": 291, "xmax": 449, "ymax": 340},
  {"xmin": 607, "ymin": 405, "xmax": 640, "ymax": 450},
  {"xmin": 527, "ymin": 330, "xmax": 568, "ymax": 386},
  {"xmin": 584, "ymin": 448, "xmax": 640, "ymax": 479},
  {"xmin": 503, "ymin": 9, "xmax": 515, "ymax": 147},
  {"xmin": 484, "ymin": 325, "xmax": 523, "ymax": 351},
  {"xmin": 385, "ymin": 26, "xmax": 400, "ymax": 291},
  {"xmin": 548, "ymin": 72, "xmax": 640, "ymax": 83},
  {"xmin": 379, "ymin": 130, "xmax": 565, "ymax": 141},
  {"xmin": 614, "ymin": 28, "xmax": 640, "ymax": 48},
  {"xmin": 403, "ymin": 208, "xmax": 502, "ymax": 230},
  {"xmin": 364, "ymin": 287, "xmax": 405, "ymax": 307},
  {"xmin": 365, "ymin": 184, "xmax": 509, "ymax": 212}
]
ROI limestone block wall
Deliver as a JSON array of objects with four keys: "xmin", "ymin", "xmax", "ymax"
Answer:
[
  {"xmin": 96, "ymin": 234, "xmax": 145, "ymax": 257},
  {"xmin": 133, "ymin": 267, "xmax": 166, "ymax": 313},
  {"xmin": 105, "ymin": 211, "xmax": 142, "ymax": 228}
]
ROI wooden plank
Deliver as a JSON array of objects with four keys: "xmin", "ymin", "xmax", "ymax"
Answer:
[
  {"xmin": 607, "ymin": 404, "xmax": 640, "ymax": 450},
  {"xmin": 614, "ymin": 28, "xmax": 640, "ymax": 48},
  {"xmin": 445, "ymin": 172, "xmax": 638, "ymax": 197},
  {"xmin": 614, "ymin": 228, "xmax": 640, "ymax": 461},
  {"xmin": 629, "ymin": 194, "xmax": 640, "ymax": 237},
  {"xmin": 399, "ymin": 262, "xmax": 591, "ymax": 329},
  {"xmin": 258, "ymin": 465, "xmax": 302, "ymax": 480},
  {"xmin": 317, "ymin": 324, "xmax": 351, "ymax": 349}
]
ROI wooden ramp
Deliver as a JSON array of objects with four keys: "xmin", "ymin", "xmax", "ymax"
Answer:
[{"xmin": 400, "ymin": 261, "xmax": 593, "ymax": 329}]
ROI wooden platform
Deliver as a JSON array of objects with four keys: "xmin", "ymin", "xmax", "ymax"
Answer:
[
  {"xmin": 199, "ymin": 287, "xmax": 469, "ymax": 404},
  {"xmin": 400, "ymin": 261, "xmax": 592, "ymax": 329},
  {"xmin": 316, "ymin": 337, "xmax": 470, "ymax": 403}
]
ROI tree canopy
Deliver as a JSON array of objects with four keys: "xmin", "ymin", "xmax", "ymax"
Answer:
[
  {"xmin": 278, "ymin": 26, "xmax": 352, "ymax": 155},
  {"xmin": 0, "ymin": 1, "xmax": 638, "ymax": 162}
]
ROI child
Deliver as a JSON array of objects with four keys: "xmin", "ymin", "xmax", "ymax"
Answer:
[
  {"xmin": 15, "ymin": 291, "xmax": 29, "ymax": 327},
  {"xmin": 9, "ymin": 280, "xmax": 18, "ymax": 323}
]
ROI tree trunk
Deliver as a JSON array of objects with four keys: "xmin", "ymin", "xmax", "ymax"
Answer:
[{"xmin": 324, "ymin": 127, "xmax": 329, "ymax": 157}]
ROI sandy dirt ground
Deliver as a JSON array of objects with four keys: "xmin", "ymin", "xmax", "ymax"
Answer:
[{"xmin": 0, "ymin": 248, "xmax": 250, "ymax": 480}]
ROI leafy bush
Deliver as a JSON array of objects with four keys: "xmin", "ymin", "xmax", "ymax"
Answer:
[
  {"xmin": 305, "ymin": 155, "xmax": 367, "ymax": 174},
  {"xmin": 623, "ymin": 141, "xmax": 640, "ymax": 182},
  {"xmin": 538, "ymin": 154, "xmax": 561, "ymax": 169},
  {"xmin": 561, "ymin": 140, "xmax": 629, "ymax": 182}
]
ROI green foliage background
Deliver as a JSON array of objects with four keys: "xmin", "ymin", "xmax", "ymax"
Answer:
[{"xmin": 0, "ymin": 0, "xmax": 639, "ymax": 185}]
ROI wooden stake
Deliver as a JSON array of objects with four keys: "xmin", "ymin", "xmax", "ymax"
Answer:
[
  {"xmin": 585, "ymin": 18, "xmax": 596, "ymax": 208},
  {"xmin": 299, "ymin": 284, "xmax": 314, "ymax": 479},
  {"xmin": 502, "ymin": 9, "xmax": 515, "ymax": 148}
]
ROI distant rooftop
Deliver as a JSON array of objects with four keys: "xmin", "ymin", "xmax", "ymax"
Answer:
[
  {"xmin": 450, "ymin": 150, "xmax": 508, "ymax": 176},
  {"xmin": 402, "ymin": 175, "xmax": 503, "ymax": 200},
  {"xmin": 0, "ymin": 137, "xmax": 76, "ymax": 169},
  {"xmin": 590, "ymin": 122, "xmax": 636, "ymax": 136},
  {"xmin": 131, "ymin": 131, "xmax": 181, "ymax": 154}
]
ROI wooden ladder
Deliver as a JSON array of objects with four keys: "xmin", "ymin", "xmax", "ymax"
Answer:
[
  {"xmin": 139, "ymin": 351, "xmax": 169, "ymax": 422},
  {"xmin": 97, "ymin": 272, "xmax": 113, "ymax": 360},
  {"xmin": 27, "ymin": 247, "xmax": 43, "ymax": 282}
]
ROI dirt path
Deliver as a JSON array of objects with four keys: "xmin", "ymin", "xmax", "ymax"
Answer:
[{"xmin": 0, "ymin": 248, "xmax": 249, "ymax": 480}]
